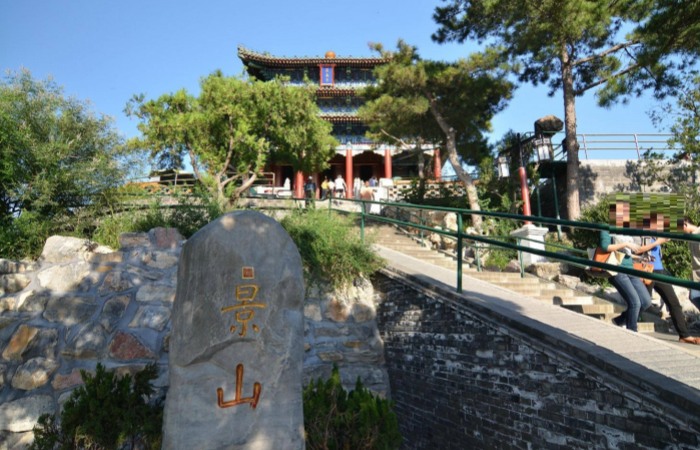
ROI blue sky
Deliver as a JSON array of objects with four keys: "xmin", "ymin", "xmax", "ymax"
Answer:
[{"xmin": 2, "ymin": 0, "xmax": 664, "ymax": 149}]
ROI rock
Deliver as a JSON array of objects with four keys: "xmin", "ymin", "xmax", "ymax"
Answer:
[
  {"xmin": 325, "ymin": 298, "xmax": 350, "ymax": 322},
  {"xmin": 0, "ymin": 395, "xmax": 54, "ymax": 432},
  {"xmin": 504, "ymin": 260, "xmax": 522, "ymax": 273},
  {"xmin": 39, "ymin": 236, "xmax": 97, "ymax": 264},
  {"xmin": 37, "ymin": 261, "xmax": 92, "ymax": 293},
  {"xmin": 136, "ymin": 284, "xmax": 176, "ymax": 303},
  {"xmin": 0, "ymin": 274, "xmax": 30, "ymax": 296},
  {"xmin": 0, "ymin": 259, "xmax": 34, "ymax": 274},
  {"xmin": 129, "ymin": 305, "xmax": 171, "ymax": 331},
  {"xmin": 17, "ymin": 290, "xmax": 51, "ymax": 313},
  {"xmin": 526, "ymin": 262, "xmax": 564, "ymax": 280},
  {"xmin": 118, "ymin": 232, "xmax": 151, "ymax": 249},
  {"xmin": 162, "ymin": 211, "xmax": 305, "ymax": 450},
  {"xmin": 43, "ymin": 295, "xmax": 97, "ymax": 326},
  {"xmin": 99, "ymin": 295, "xmax": 130, "ymax": 332},
  {"xmin": 98, "ymin": 270, "xmax": 134, "ymax": 294},
  {"xmin": 109, "ymin": 331, "xmax": 156, "ymax": 360},
  {"xmin": 2, "ymin": 325, "xmax": 38, "ymax": 361},
  {"xmin": 141, "ymin": 251, "xmax": 179, "ymax": 270},
  {"xmin": 51, "ymin": 368, "xmax": 85, "ymax": 391},
  {"xmin": 150, "ymin": 227, "xmax": 184, "ymax": 249},
  {"xmin": 11, "ymin": 357, "xmax": 59, "ymax": 390},
  {"xmin": 64, "ymin": 324, "xmax": 109, "ymax": 359}
]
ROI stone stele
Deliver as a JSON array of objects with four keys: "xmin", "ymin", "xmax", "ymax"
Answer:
[{"xmin": 162, "ymin": 211, "xmax": 305, "ymax": 450}]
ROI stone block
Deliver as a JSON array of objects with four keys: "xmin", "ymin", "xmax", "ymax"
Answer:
[
  {"xmin": 11, "ymin": 357, "xmax": 59, "ymax": 390},
  {"xmin": 0, "ymin": 395, "xmax": 54, "ymax": 432},
  {"xmin": 162, "ymin": 211, "xmax": 305, "ymax": 450}
]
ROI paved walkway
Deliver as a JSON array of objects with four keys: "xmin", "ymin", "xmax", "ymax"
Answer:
[{"xmin": 375, "ymin": 244, "xmax": 700, "ymax": 414}]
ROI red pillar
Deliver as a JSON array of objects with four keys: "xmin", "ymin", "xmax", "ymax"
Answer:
[
  {"xmin": 345, "ymin": 147, "xmax": 353, "ymax": 199},
  {"xmin": 294, "ymin": 171, "xmax": 304, "ymax": 199},
  {"xmin": 433, "ymin": 149, "xmax": 442, "ymax": 180},
  {"xmin": 518, "ymin": 166, "xmax": 532, "ymax": 224},
  {"xmin": 384, "ymin": 147, "xmax": 392, "ymax": 180}
]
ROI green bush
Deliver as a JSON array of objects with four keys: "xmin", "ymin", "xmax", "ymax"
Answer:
[
  {"xmin": 31, "ymin": 363, "xmax": 163, "ymax": 450},
  {"xmin": 303, "ymin": 365, "xmax": 401, "ymax": 450},
  {"xmin": 0, "ymin": 212, "xmax": 53, "ymax": 260},
  {"xmin": 92, "ymin": 188, "xmax": 224, "ymax": 249},
  {"xmin": 568, "ymin": 195, "xmax": 612, "ymax": 252},
  {"xmin": 281, "ymin": 209, "xmax": 384, "ymax": 288}
]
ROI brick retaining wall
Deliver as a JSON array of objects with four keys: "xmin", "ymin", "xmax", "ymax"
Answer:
[{"xmin": 373, "ymin": 271, "xmax": 700, "ymax": 449}]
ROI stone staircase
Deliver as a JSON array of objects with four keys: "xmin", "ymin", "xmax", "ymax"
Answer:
[{"xmin": 368, "ymin": 223, "xmax": 665, "ymax": 333}]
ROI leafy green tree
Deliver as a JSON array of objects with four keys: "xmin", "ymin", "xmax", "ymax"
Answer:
[
  {"xmin": 0, "ymin": 69, "xmax": 129, "ymax": 257},
  {"xmin": 359, "ymin": 41, "xmax": 513, "ymax": 229},
  {"xmin": 432, "ymin": 0, "xmax": 667, "ymax": 220},
  {"xmin": 127, "ymin": 72, "xmax": 337, "ymax": 207}
]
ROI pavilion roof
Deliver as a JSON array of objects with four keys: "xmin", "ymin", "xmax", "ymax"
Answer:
[{"xmin": 237, "ymin": 45, "xmax": 387, "ymax": 68}]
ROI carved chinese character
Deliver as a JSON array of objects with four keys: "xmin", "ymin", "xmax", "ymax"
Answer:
[
  {"xmin": 221, "ymin": 271, "xmax": 267, "ymax": 337},
  {"xmin": 217, "ymin": 363, "xmax": 261, "ymax": 409}
]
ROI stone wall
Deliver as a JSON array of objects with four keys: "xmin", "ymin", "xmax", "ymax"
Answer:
[
  {"xmin": 578, "ymin": 159, "xmax": 682, "ymax": 207},
  {"xmin": 374, "ymin": 271, "xmax": 700, "ymax": 449},
  {"xmin": 0, "ymin": 229, "xmax": 389, "ymax": 448}
]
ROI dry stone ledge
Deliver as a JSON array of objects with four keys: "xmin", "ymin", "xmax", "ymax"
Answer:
[{"xmin": 0, "ymin": 222, "xmax": 391, "ymax": 448}]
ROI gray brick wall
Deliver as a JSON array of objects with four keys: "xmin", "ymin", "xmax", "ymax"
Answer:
[{"xmin": 373, "ymin": 273, "xmax": 700, "ymax": 449}]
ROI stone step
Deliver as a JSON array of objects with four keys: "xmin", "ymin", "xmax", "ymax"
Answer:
[
  {"xmin": 371, "ymin": 224, "xmax": 665, "ymax": 334},
  {"xmin": 562, "ymin": 303, "xmax": 616, "ymax": 316}
]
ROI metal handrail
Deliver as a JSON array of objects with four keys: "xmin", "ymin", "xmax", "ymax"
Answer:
[{"xmin": 324, "ymin": 196, "xmax": 700, "ymax": 294}]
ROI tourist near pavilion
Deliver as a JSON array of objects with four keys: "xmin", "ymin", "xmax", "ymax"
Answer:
[{"xmin": 237, "ymin": 45, "xmax": 444, "ymax": 199}]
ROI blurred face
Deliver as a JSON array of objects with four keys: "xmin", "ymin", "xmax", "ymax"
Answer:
[{"xmin": 609, "ymin": 201, "xmax": 630, "ymax": 227}]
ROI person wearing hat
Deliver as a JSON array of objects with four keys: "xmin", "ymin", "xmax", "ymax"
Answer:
[{"xmin": 304, "ymin": 176, "xmax": 316, "ymax": 208}]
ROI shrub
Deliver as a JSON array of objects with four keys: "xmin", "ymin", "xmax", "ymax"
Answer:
[
  {"xmin": 31, "ymin": 363, "xmax": 163, "ymax": 450},
  {"xmin": 281, "ymin": 209, "xmax": 384, "ymax": 288},
  {"xmin": 568, "ymin": 195, "xmax": 612, "ymax": 252},
  {"xmin": 303, "ymin": 365, "xmax": 401, "ymax": 450},
  {"xmin": 92, "ymin": 188, "xmax": 224, "ymax": 249}
]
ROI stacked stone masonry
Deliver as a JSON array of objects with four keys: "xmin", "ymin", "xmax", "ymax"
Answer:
[{"xmin": 0, "ymin": 229, "xmax": 390, "ymax": 448}]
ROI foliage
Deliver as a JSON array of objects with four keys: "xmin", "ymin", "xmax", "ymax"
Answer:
[
  {"xmin": 431, "ymin": 0, "xmax": 688, "ymax": 220},
  {"xmin": 303, "ymin": 364, "xmax": 401, "ymax": 450},
  {"xmin": 568, "ymin": 195, "xmax": 612, "ymax": 252},
  {"xmin": 31, "ymin": 363, "xmax": 163, "ymax": 450},
  {"xmin": 359, "ymin": 41, "xmax": 514, "ymax": 229},
  {"xmin": 484, "ymin": 246, "xmax": 516, "ymax": 271},
  {"xmin": 92, "ymin": 186, "xmax": 224, "ymax": 249},
  {"xmin": 127, "ymin": 72, "xmax": 337, "ymax": 208},
  {"xmin": 281, "ymin": 209, "xmax": 384, "ymax": 289},
  {"xmin": 0, "ymin": 70, "xmax": 135, "ymax": 259}
]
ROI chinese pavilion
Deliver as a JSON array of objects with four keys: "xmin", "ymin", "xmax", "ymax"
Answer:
[{"xmin": 237, "ymin": 46, "xmax": 442, "ymax": 198}]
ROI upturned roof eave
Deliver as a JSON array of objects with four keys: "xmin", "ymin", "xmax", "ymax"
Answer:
[{"xmin": 237, "ymin": 45, "xmax": 388, "ymax": 68}]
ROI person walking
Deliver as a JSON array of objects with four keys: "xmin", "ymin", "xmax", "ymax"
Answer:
[
  {"xmin": 683, "ymin": 218, "xmax": 700, "ymax": 311},
  {"xmin": 637, "ymin": 237, "xmax": 700, "ymax": 344},
  {"xmin": 600, "ymin": 230, "xmax": 653, "ymax": 332},
  {"xmin": 334, "ymin": 174, "xmax": 346, "ymax": 199},
  {"xmin": 320, "ymin": 177, "xmax": 329, "ymax": 200},
  {"xmin": 304, "ymin": 176, "xmax": 316, "ymax": 208}
]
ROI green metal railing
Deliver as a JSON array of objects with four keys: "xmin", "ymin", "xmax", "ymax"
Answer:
[{"xmin": 321, "ymin": 196, "xmax": 700, "ymax": 295}]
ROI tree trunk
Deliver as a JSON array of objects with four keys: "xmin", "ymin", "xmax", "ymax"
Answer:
[
  {"xmin": 426, "ymin": 94, "xmax": 482, "ymax": 230},
  {"xmin": 561, "ymin": 44, "xmax": 581, "ymax": 220}
]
